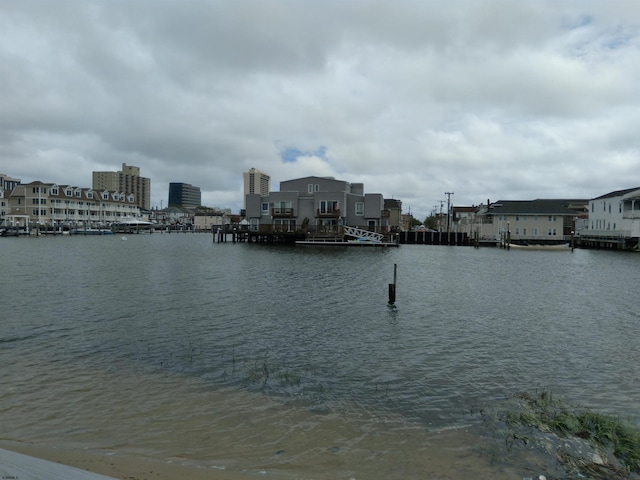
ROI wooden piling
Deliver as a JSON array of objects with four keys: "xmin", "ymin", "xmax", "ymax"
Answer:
[{"xmin": 388, "ymin": 263, "xmax": 397, "ymax": 304}]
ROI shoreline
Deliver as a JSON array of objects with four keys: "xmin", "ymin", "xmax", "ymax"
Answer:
[
  {"xmin": 0, "ymin": 428, "xmax": 524, "ymax": 480},
  {"xmin": 0, "ymin": 440, "xmax": 253, "ymax": 480}
]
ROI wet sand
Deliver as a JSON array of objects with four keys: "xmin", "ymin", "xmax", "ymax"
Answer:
[{"xmin": 1, "ymin": 428, "xmax": 525, "ymax": 480}]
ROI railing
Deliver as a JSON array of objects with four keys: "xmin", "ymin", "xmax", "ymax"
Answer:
[
  {"xmin": 271, "ymin": 207, "xmax": 294, "ymax": 217},
  {"xmin": 256, "ymin": 224, "xmax": 397, "ymax": 237},
  {"xmin": 622, "ymin": 211, "xmax": 640, "ymax": 219},
  {"xmin": 578, "ymin": 229, "xmax": 632, "ymax": 238},
  {"xmin": 317, "ymin": 209, "xmax": 340, "ymax": 218}
]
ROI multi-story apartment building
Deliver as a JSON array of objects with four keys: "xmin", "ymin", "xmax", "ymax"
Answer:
[
  {"xmin": 579, "ymin": 187, "xmax": 640, "ymax": 250},
  {"xmin": 0, "ymin": 173, "xmax": 21, "ymax": 191},
  {"xmin": 0, "ymin": 188, "xmax": 7, "ymax": 224},
  {"xmin": 243, "ymin": 168, "xmax": 270, "ymax": 209},
  {"xmin": 168, "ymin": 182, "xmax": 201, "ymax": 208},
  {"xmin": 92, "ymin": 163, "xmax": 151, "ymax": 211},
  {"xmin": 5, "ymin": 181, "xmax": 140, "ymax": 228},
  {"xmin": 245, "ymin": 175, "xmax": 394, "ymax": 233}
]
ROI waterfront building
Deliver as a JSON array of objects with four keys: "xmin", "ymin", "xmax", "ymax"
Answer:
[
  {"xmin": 579, "ymin": 187, "xmax": 640, "ymax": 250},
  {"xmin": 244, "ymin": 175, "xmax": 396, "ymax": 233},
  {"xmin": 5, "ymin": 181, "xmax": 140, "ymax": 228},
  {"xmin": 0, "ymin": 187, "xmax": 7, "ymax": 224},
  {"xmin": 457, "ymin": 199, "xmax": 588, "ymax": 245},
  {"xmin": 92, "ymin": 163, "xmax": 151, "ymax": 211},
  {"xmin": 0, "ymin": 173, "xmax": 21, "ymax": 191},
  {"xmin": 168, "ymin": 182, "xmax": 201, "ymax": 208},
  {"xmin": 243, "ymin": 168, "xmax": 270, "ymax": 209}
]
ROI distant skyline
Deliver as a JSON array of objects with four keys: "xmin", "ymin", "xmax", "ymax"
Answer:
[{"xmin": 2, "ymin": 1, "xmax": 639, "ymax": 220}]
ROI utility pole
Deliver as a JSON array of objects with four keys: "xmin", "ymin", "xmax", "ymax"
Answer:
[{"xmin": 444, "ymin": 192, "xmax": 454, "ymax": 233}]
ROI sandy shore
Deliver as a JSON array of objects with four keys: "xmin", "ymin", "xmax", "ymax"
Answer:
[
  {"xmin": 0, "ymin": 429, "xmax": 526, "ymax": 480},
  {"xmin": 0, "ymin": 441, "xmax": 258, "ymax": 480}
]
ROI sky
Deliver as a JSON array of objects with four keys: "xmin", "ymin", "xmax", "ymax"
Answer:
[{"xmin": 1, "ymin": 0, "xmax": 639, "ymax": 221}]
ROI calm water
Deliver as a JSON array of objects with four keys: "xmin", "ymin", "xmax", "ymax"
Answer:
[{"xmin": 1, "ymin": 234, "xmax": 638, "ymax": 478}]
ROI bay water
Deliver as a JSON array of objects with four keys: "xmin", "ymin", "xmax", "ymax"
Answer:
[{"xmin": 1, "ymin": 234, "xmax": 638, "ymax": 478}]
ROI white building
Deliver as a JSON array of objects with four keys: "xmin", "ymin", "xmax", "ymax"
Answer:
[
  {"xmin": 579, "ymin": 187, "xmax": 640, "ymax": 250},
  {"xmin": 6, "ymin": 181, "xmax": 140, "ymax": 228}
]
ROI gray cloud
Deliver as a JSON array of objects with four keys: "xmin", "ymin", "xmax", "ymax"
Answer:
[{"xmin": 1, "ymin": 0, "xmax": 639, "ymax": 220}]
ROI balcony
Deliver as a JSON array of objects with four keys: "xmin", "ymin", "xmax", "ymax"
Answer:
[
  {"xmin": 271, "ymin": 207, "xmax": 294, "ymax": 218},
  {"xmin": 317, "ymin": 208, "xmax": 340, "ymax": 218}
]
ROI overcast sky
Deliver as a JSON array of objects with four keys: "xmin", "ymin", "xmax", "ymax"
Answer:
[{"xmin": 2, "ymin": 1, "xmax": 639, "ymax": 220}]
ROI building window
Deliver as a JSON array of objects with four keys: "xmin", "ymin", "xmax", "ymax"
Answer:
[
  {"xmin": 548, "ymin": 215, "xmax": 556, "ymax": 222},
  {"xmin": 515, "ymin": 228, "xmax": 520, "ymax": 235},
  {"xmin": 355, "ymin": 202, "xmax": 364, "ymax": 216},
  {"xmin": 308, "ymin": 184, "xmax": 314, "ymax": 193},
  {"xmin": 261, "ymin": 202, "xmax": 269, "ymax": 214},
  {"xmin": 523, "ymin": 228, "xmax": 527, "ymax": 235},
  {"xmin": 319, "ymin": 200, "xmax": 339, "ymax": 214},
  {"xmin": 51, "ymin": 188, "xmax": 58, "ymax": 195},
  {"xmin": 515, "ymin": 215, "xmax": 520, "ymax": 221},
  {"xmin": 547, "ymin": 228, "xmax": 556, "ymax": 236},
  {"xmin": 273, "ymin": 201, "xmax": 292, "ymax": 214}
]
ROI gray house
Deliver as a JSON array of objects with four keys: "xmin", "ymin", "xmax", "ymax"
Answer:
[{"xmin": 244, "ymin": 176, "xmax": 391, "ymax": 234}]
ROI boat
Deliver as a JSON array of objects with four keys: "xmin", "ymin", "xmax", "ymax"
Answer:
[
  {"xmin": 78, "ymin": 228, "xmax": 114, "ymax": 235},
  {"xmin": 505, "ymin": 242, "xmax": 572, "ymax": 251},
  {"xmin": 111, "ymin": 218, "xmax": 154, "ymax": 233}
]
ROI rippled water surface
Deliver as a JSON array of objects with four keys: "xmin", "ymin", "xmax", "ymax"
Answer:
[{"xmin": 1, "ymin": 234, "xmax": 638, "ymax": 477}]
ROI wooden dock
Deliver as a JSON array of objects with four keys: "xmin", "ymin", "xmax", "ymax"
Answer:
[{"xmin": 0, "ymin": 448, "xmax": 118, "ymax": 480}]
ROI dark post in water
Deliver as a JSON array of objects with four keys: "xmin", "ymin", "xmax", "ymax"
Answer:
[{"xmin": 388, "ymin": 263, "xmax": 397, "ymax": 304}]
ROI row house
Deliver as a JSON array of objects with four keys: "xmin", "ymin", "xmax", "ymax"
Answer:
[
  {"xmin": 245, "ymin": 176, "xmax": 396, "ymax": 234},
  {"xmin": 5, "ymin": 181, "xmax": 140, "ymax": 228},
  {"xmin": 455, "ymin": 199, "xmax": 588, "ymax": 245},
  {"xmin": 579, "ymin": 187, "xmax": 640, "ymax": 250}
]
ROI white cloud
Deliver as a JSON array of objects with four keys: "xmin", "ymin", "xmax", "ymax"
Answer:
[{"xmin": 1, "ymin": 0, "xmax": 639, "ymax": 220}]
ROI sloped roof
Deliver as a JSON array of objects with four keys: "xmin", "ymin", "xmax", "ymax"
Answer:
[
  {"xmin": 592, "ymin": 187, "xmax": 640, "ymax": 200},
  {"xmin": 488, "ymin": 199, "xmax": 588, "ymax": 216}
]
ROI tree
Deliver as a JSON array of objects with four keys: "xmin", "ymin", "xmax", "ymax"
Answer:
[
  {"xmin": 409, "ymin": 216, "xmax": 422, "ymax": 228},
  {"xmin": 423, "ymin": 215, "xmax": 439, "ymax": 230}
]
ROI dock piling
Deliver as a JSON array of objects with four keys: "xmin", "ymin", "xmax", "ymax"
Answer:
[{"xmin": 388, "ymin": 263, "xmax": 397, "ymax": 304}]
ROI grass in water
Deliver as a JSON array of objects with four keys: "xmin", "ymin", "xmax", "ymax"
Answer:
[{"xmin": 503, "ymin": 391, "xmax": 640, "ymax": 478}]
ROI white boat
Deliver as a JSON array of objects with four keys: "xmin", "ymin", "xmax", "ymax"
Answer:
[
  {"xmin": 79, "ymin": 228, "xmax": 114, "ymax": 235},
  {"xmin": 506, "ymin": 243, "xmax": 571, "ymax": 251},
  {"xmin": 112, "ymin": 218, "xmax": 153, "ymax": 233}
]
